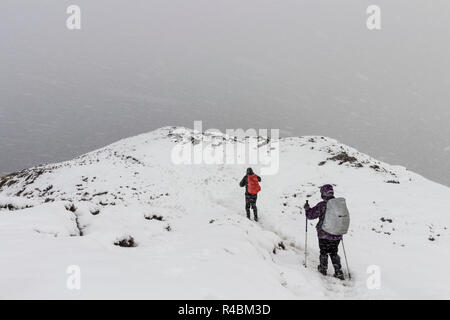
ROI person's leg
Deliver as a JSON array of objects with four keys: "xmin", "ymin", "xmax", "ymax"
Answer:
[
  {"xmin": 318, "ymin": 239, "xmax": 329, "ymax": 275},
  {"xmin": 251, "ymin": 196, "xmax": 258, "ymax": 221},
  {"xmin": 329, "ymin": 240, "xmax": 344, "ymax": 279},
  {"xmin": 245, "ymin": 196, "xmax": 251, "ymax": 219}
]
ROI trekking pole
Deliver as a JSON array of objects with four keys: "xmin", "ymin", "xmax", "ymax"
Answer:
[
  {"xmin": 341, "ymin": 238, "xmax": 351, "ymax": 280},
  {"xmin": 303, "ymin": 200, "xmax": 309, "ymax": 268}
]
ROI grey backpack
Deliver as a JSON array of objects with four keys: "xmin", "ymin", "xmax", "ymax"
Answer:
[{"xmin": 322, "ymin": 198, "xmax": 350, "ymax": 235}]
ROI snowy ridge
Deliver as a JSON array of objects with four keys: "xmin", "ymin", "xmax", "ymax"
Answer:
[{"xmin": 1, "ymin": 126, "xmax": 449, "ymax": 299}]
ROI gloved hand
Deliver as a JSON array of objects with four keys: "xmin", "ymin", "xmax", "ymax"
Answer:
[{"xmin": 303, "ymin": 200, "xmax": 310, "ymax": 209}]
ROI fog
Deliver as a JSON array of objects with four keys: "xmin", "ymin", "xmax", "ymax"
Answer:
[{"xmin": 1, "ymin": 0, "xmax": 449, "ymax": 186}]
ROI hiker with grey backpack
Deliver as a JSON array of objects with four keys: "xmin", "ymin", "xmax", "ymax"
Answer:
[{"xmin": 304, "ymin": 184, "xmax": 350, "ymax": 280}]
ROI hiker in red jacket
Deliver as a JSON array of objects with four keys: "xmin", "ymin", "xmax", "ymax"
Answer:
[{"xmin": 239, "ymin": 167, "xmax": 261, "ymax": 221}]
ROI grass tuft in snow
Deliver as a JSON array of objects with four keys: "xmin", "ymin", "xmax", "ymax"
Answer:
[
  {"xmin": 114, "ymin": 236, "xmax": 137, "ymax": 247},
  {"xmin": 90, "ymin": 208, "xmax": 100, "ymax": 215},
  {"xmin": 144, "ymin": 214, "xmax": 164, "ymax": 221},
  {"xmin": 64, "ymin": 203, "xmax": 77, "ymax": 212}
]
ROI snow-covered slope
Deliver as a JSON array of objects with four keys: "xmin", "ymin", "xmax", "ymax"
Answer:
[{"xmin": 1, "ymin": 127, "xmax": 449, "ymax": 299}]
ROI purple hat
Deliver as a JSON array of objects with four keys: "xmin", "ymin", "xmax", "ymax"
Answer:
[{"xmin": 320, "ymin": 184, "xmax": 334, "ymax": 199}]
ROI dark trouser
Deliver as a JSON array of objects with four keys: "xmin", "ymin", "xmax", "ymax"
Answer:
[
  {"xmin": 318, "ymin": 238, "xmax": 342, "ymax": 275},
  {"xmin": 245, "ymin": 194, "xmax": 258, "ymax": 221}
]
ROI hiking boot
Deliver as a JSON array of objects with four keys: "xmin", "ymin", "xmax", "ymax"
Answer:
[
  {"xmin": 333, "ymin": 270, "xmax": 345, "ymax": 280},
  {"xmin": 317, "ymin": 265, "xmax": 327, "ymax": 276}
]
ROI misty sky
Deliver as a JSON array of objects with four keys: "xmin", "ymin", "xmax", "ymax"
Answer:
[{"xmin": 1, "ymin": 0, "xmax": 449, "ymax": 186}]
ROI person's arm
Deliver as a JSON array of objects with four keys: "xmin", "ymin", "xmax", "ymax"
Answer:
[
  {"xmin": 239, "ymin": 176, "xmax": 246, "ymax": 187},
  {"xmin": 257, "ymin": 175, "xmax": 261, "ymax": 182},
  {"xmin": 305, "ymin": 202, "xmax": 325, "ymax": 220}
]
